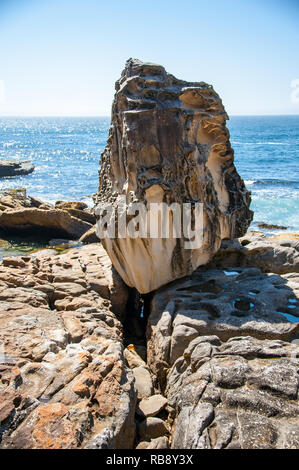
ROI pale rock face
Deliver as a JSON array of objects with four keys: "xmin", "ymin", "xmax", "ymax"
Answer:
[{"xmin": 95, "ymin": 59, "xmax": 253, "ymax": 293}]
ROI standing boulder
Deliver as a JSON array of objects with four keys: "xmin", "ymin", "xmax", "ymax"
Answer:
[{"xmin": 95, "ymin": 59, "xmax": 252, "ymax": 293}]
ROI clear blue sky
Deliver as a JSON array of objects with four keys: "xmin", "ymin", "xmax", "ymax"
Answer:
[{"xmin": 0, "ymin": 0, "xmax": 298, "ymax": 116}]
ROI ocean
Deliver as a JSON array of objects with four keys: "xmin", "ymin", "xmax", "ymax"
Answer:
[{"xmin": 0, "ymin": 115, "xmax": 298, "ymax": 234}]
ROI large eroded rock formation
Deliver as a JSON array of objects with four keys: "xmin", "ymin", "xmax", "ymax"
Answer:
[{"xmin": 95, "ymin": 59, "xmax": 253, "ymax": 293}]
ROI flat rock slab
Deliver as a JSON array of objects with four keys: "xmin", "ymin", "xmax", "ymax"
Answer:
[
  {"xmin": 210, "ymin": 231, "xmax": 299, "ymax": 274},
  {"xmin": 148, "ymin": 266, "xmax": 299, "ymax": 379},
  {"xmin": 146, "ymin": 262, "xmax": 299, "ymax": 449},
  {"xmin": 0, "ymin": 160, "xmax": 34, "ymax": 177},
  {"xmin": 0, "ymin": 244, "xmax": 136, "ymax": 449},
  {"xmin": 0, "ymin": 189, "xmax": 95, "ymax": 240},
  {"xmin": 136, "ymin": 394, "xmax": 167, "ymax": 417},
  {"xmin": 136, "ymin": 436, "xmax": 169, "ymax": 449}
]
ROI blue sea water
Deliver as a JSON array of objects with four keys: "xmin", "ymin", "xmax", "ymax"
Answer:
[
  {"xmin": 229, "ymin": 115, "xmax": 299, "ymax": 232},
  {"xmin": 0, "ymin": 115, "xmax": 298, "ymax": 231},
  {"xmin": 0, "ymin": 117, "xmax": 110, "ymax": 206}
]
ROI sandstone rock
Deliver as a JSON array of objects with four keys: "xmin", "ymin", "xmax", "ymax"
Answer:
[
  {"xmin": 0, "ymin": 208, "xmax": 92, "ymax": 239},
  {"xmin": 147, "ymin": 266, "xmax": 299, "ymax": 383},
  {"xmin": 258, "ymin": 223, "xmax": 287, "ymax": 230},
  {"xmin": 138, "ymin": 417, "xmax": 169, "ymax": 441},
  {"xmin": 136, "ymin": 394, "xmax": 167, "ymax": 417},
  {"xmin": 79, "ymin": 226, "xmax": 99, "ymax": 244},
  {"xmin": 132, "ymin": 366, "xmax": 153, "ymax": 400},
  {"xmin": 0, "ymin": 188, "xmax": 51, "ymax": 211},
  {"xmin": 210, "ymin": 231, "xmax": 299, "ymax": 274},
  {"xmin": 0, "ymin": 243, "xmax": 136, "ymax": 449},
  {"xmin": 95, "ymin": 59, "xmax": 252, "ymax": 293},
  {"xmin": 146, "ymin": 436, "xmax": 169, "ymax": 449},
  {"xmin": 146, "ymin": 261, "xmax": 299, "ymax": 449},
  {"xmin": 0, "ymin": 189, "xmax": 95, "ymax": 241},
  {"xmin": 135, "ymin": 441, "xmax": 150, "ymax": 449},
  {"xmin": 0, "ymin": 160, "xmax": 34, "ymax": 177},
  {"xmin": 136, "ymin": 436, "xmax": 169, "ymax": 449},
  {"xmin": 84, "ymin": 428, "xmax": 114, "ymax": 449},
  {"xmin": 55, "ymin": 201, "xmax": 88, "ymax": 211},
  {"xmin": 55, "ymin": 201, "xmax": 95, "ymax": 224},
  {"xmin": 124, "ymin": 346, "xmax": 147, "ymax": 369}
]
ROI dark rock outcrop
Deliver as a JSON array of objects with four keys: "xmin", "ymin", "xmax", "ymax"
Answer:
[
  {"xmin": 95, "ymin": 59, "xmax": 253, "ymax": 293},
  {"xmin": 0, "ymin": 160, "xmax": 34, "ymax": 177}
]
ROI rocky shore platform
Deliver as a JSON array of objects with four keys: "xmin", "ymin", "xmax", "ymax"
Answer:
[
  {"xmin": 0, "ymin": 60, "xmax": 298, "ymax": 449},
  {"xmin": 0, "ymin": 231, "xmax": 298, "ymax": 449}
]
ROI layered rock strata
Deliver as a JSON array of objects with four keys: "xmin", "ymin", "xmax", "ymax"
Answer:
[
  {"xmin": 209, "ymin": 230, "xmax": 299, "ymax": 274},
  {"xmin": 95, "ymin": 59, "xmax": 253, "ymax": 293},
  {"xmin": 0, "ymin": 189, "xmax": 96, "ymax": 240}
]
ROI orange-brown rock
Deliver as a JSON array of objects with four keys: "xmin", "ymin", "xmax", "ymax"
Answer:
[
  {"xmin": 0, "ymin": 243, "xmax": 136, "ymax": 449},
  {"xmin": 0, "ymin": 189, "xmax": 94, "ymax": 240}
]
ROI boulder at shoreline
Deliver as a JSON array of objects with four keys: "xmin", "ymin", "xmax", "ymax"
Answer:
[
  {"xmin": 95, "ymin": 59, "xmax": 253, "ymax": 294},
  {"xmin": 0, "ymin": 160, "xmax": 34, "ymax": 177},
  {"xmin": 0, "ymin": 189, "xmax": 95, "ymax": 240}
]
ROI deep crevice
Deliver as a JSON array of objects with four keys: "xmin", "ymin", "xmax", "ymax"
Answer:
[{"xmin": 122, "ymin": 288, "xmax": 152, "ymax": 351}]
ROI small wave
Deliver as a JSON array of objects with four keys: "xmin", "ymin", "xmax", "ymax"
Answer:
[
  {"xmin": 250, "ymin": 179, "xmax": 299, "ymax": 187},
  {"xmin": 232, "ymin": 141, "xmax": 298, "ymax": 146}
]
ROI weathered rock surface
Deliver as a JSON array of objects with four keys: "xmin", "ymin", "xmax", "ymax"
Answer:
[
  {"xmin": 136, "ymin": 436, "xmax": 169, "ymax": 449},
  {"xmin": 146, "ymin": 263, "xmax": 299, "ymax": 449},
  {"xmin": 132, "ymin": 366, "xmax": 154, "ymax": 400},
  {"xmin": 138, "ymin": 417, "xmax": 169, "ymax": 441},
  {"xmin": 136, "ymin": 394, "xmax": 167, "ymax": 417},
  {"xmin": 0, "ymin": 189, "xmax": 94, "ymax": 240},
  {"xmin": 0, "ymin": 243, "xmax": 137, "ymax": 449},
  {"xmin": 0, "ymin": 160, "xmax": 34, "ymax": 178},
  {"xmin": 210, "ymin": 231, "xmax": 299, "ymax": 274},
  {"xmin": 79, "ymin": 227, "xmax": 99, "ymax": 244},
  {"xmin": 95, "ymin": 59, "xmax": 252, "ymax": 293}
]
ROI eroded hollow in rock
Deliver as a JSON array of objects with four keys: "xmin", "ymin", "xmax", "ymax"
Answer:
[{"xmin": 95, "ymin": 58, "xmax": 253, "ymax": 293}]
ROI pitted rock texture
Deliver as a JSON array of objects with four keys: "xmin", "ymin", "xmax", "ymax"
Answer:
[
  {"xmin": 95, "ymin": 59, "xmax": 252, "ymax": 293},
  {"xmin": 209, "ymin": 231, "xmax": 299, "ymax": 274},
  {"xmin": 0, "ymin": 244, "xmax": 136, "ymax": 449},
  {"xmin": 146, "ymin": 266, "xmax": 299, "ymax": 448}
]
